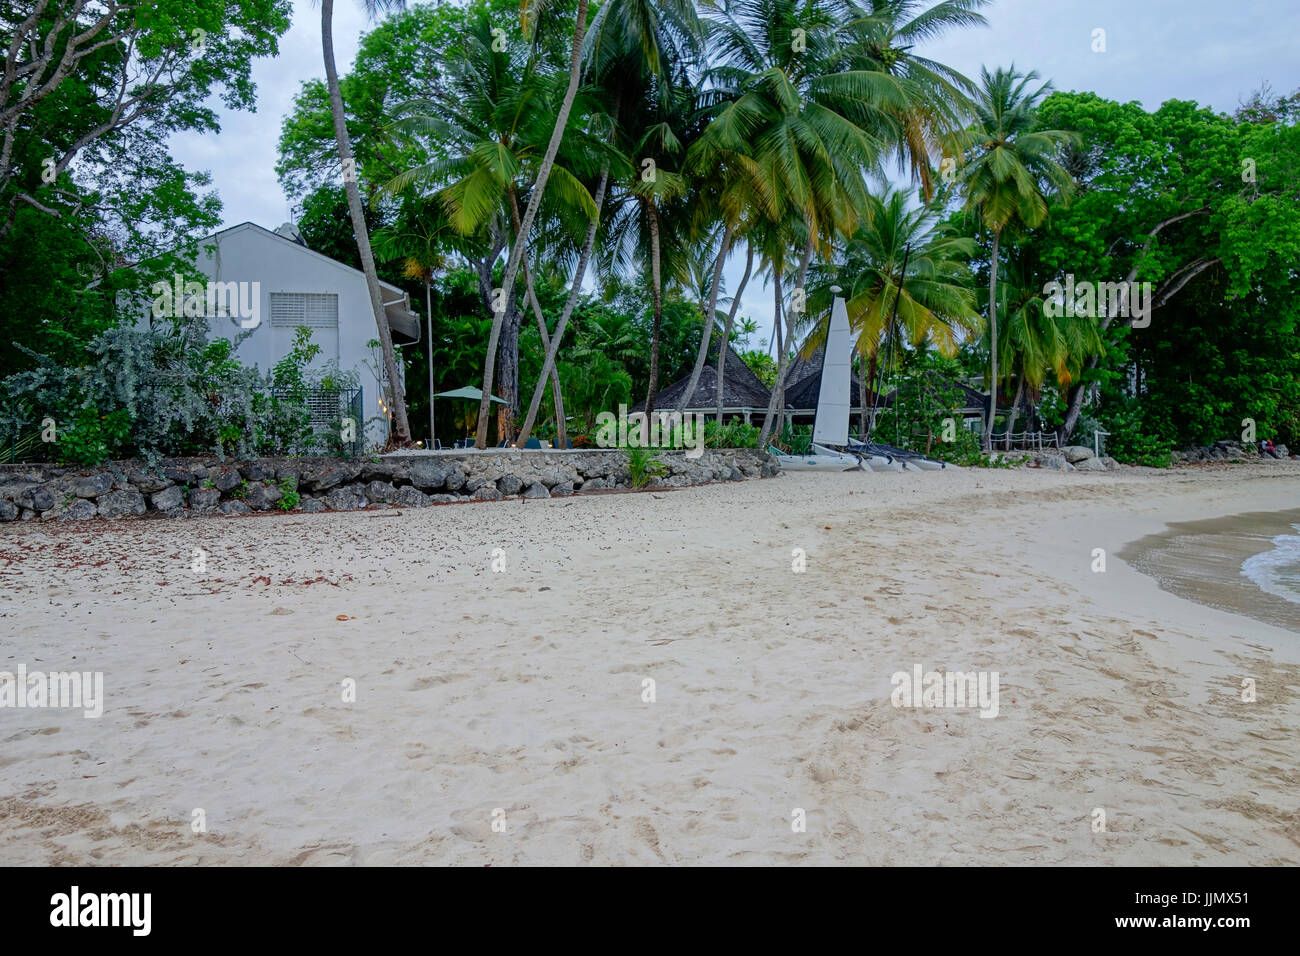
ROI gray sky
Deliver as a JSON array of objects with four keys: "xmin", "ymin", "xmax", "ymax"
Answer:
[{"xmin": 169, "ymin": 0, "xmax": 1300, "ymax": 349}]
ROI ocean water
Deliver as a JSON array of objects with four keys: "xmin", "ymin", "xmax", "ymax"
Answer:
[
  {"xmin": 1241, "ymin": 523, "xmax": 1300, "ymax": 606},
  {"xmin": 1122, "ymin": 508, "xmax": 1300, "ymax": 633}
]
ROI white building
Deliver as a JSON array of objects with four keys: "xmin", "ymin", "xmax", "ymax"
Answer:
[{"xmin": 141, "ymin": 221, "xmax": 421, "ymax": 449}]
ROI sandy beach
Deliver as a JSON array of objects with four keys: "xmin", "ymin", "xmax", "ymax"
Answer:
[{"xmin": 2, "ymin": 461, "xmax": 1298, "ymax": 865}]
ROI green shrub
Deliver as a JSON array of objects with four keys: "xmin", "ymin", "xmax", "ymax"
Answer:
[
  {"xmin": 703, "ymin": 418, "xmax": 760, "ymax": 449},
  {"xmin": 277, "ymin": 477, "xmax": 300, "ymax": 510},
  {"xmin": 1100, "ymin": 399, "xmax": 1174, "ymax": 468},
  {"xmin": 0, "ymin": 316, "xmax": 319, "ymax": 464},
  {"xmin": 625, "ymin": 446, "xmax": 668, "ymax": 488}
]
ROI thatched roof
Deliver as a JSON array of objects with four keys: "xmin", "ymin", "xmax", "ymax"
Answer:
[
  {"xmin": 635, "ymin": 341, "xmax": 771, "ymax": 412},
  {"xmin": 881, "ymin": 373, "xmax": 988, "ymax": 411},
  {"xmin": 784, "ymin": 342, "xmax": 826, "ymax": 390},
  {"xmin": 784, "ymin": 365, "xmax": 877, "ymax": 409}
]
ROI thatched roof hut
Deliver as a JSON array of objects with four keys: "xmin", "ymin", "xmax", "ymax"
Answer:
[{"xmin": 634, "ymin": 342, "xmax": 771, "ymax": 421}]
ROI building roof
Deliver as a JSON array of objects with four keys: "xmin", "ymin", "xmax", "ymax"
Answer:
[
  {"xmin": 635, "ymin": 340, "xmax": 771, "ymax": 412},
  {"xmin": 203, "ymin": 222, "xmax": 422, "ymax": 344},
  {"xmin": 784, "ymin": 364, "xmax": 877, "ymax": 410},
  {"xmin": 784, "ymin": 341, "xmax": 826, "ymax": 390},
  {"xmin": 882, "ymin": 372, "xmax": 988, "ymax": 411}
]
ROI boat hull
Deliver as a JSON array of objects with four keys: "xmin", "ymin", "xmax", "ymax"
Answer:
[{"xmin": 774, "ymin": 453, "xmax": 862, "ymax": 472}]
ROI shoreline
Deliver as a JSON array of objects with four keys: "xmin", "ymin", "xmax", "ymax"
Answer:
[
  {"xmin": 1121, "ymin": 509, "xmax": 1300, "ymax": 635},
  {"xmin": 2, "ymin": 462, "xmax": 1299, "ymax": 864}
]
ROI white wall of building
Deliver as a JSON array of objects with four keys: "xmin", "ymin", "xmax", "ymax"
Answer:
[{"xmin": 138, "ymin": 223, "xmax": 413, "ymax": 449}]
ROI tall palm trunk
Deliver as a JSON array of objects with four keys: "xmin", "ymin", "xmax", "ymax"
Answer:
[
  {"xmin": 507, "ymin": 187, "xmax": 566, "ymax": 447},
  {"xmin": 676, "ymin": 223, "xmax": 735, "ymax": 414},
  {"xmin": 1004, "ymin": 374, "xmax": 1024, "ymax": 450},
  {"xmin": 475, "ymin": 0, "xmax": 589, "ymax": 448},
  {"xmin": 426, "ymin": 278, "xmax": 434, "ymax": 443},
  {"xmin": 516, "ymin": 164, "xmax": 610, "ymax": 445},
  {"xmin": 865, "ymin": 352, "xmax": 879, "ymax": 438},
  {"xmin": 716, "ymin": 241, "xmax": 753, "ymax": 427},
  {"xmin": 758, "ymin": 269, "xmax": 785, "ymax": 448},
  {"xmin": 524, "ymin": 272, "xmax": 567, "ymax": 446},
  {"xmin": 758, "ymin": 234, "xmax": 815, "ymax": 447},
  {"xmin": 322, "ymin": 0, "xmax": 410, "ymax": 446},
  {"xmin": 643, "ymin": 199, "xmax": 664, "ymax": 417},
  {"xmin": 984, "ymin": 228, "xmax": 1000, "ymax": 452}
]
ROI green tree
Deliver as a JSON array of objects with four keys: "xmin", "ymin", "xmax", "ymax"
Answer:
[
  {"xmin": 321, "ymin": 0, "xmax": 412, "ymax": 445},
  {"xmin": 947, "ymin": 65, "xmax": 1076, "ymax": 449}
]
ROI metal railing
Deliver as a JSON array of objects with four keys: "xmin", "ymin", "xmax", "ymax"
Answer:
[{"xmin": 271, "ymin": 385, "xmax": 364, "ymax": 457}]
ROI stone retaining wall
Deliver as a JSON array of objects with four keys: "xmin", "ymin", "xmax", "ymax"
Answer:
[{"xmin": 0, "ymin": 449, "xmax": 777, "ymax": 522}]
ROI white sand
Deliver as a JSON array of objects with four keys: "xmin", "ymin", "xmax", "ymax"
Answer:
[{"xmin": 2, "ymin": 461, "xmax": 1298, "ymax": 865}]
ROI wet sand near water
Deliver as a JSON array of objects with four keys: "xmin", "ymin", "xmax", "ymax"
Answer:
[{"xmin": 1122, "ymin": 509, "xmax": 1300, "ymax": 634}]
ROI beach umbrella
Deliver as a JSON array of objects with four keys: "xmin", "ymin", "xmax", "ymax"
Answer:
[
  {"xmin": 433, "ymin": 386, "xmax": 508, "ymax": 404},
  {"xmin": 434, "ymin": 386, "xmax": 507, "ymax": 442}
]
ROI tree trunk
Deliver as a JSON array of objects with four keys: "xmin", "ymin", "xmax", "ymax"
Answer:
[
  {"xmin": 677, "ymin": 223, "xmax": 734, "ymax": 414},
  {"xmin": 984, "ymin": 228, "xmax": 1000, "ymax": 452},
  {"xmin": 322, "ymin": 0, "xmax": 411, "ymax": 447},
  {"xmin": 868, "ymin": 353, "xmax": 878, "ymax": 439},
  {"xmin": 757, "ymin": 270, "xmax": 786, "ymax": 448},
  {"xmin": 1004, "ymin": 374, "xmax": 1024, "ymax": 450},
  {"xmin": 475, "ymin": 0, "xmax": 589, "ymax": 448},
  {"xmin": 644, "ymin": 199, "xmax": 664, "ymax": 418},
  {"xmin": 426, "ymin": 279, "xmax": 435, "ymax": 444},
  {"xmin": 496, "ymin": 304, "xmax": 521, "ymax": 443},
  {"xmin": 516, "ymin": 164, "xmax": 610, "ymax": 446},
  {"xmin": 758, "ymin": 233, "xmax": 814, "ymax": 447},
  {"xmin": 506, "ymin": 187, "xmax": 566, "ymax": 448},
  {"xmin": 524, "ymin": 271, "xmax": 567, "ymax": 446},
  {"xmin": 716, "ymin": 241, "xmax": 753, "ymax": 427}
]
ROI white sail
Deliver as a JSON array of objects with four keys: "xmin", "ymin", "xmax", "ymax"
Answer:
[{"xmin": 812, "ymin": 293, "xmax": 852, "ymax": 446}]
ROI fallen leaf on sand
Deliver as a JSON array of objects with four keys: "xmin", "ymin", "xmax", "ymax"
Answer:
[{"xmin": 336, "ymin": 614, "xmax": 348, "ymax": 621}]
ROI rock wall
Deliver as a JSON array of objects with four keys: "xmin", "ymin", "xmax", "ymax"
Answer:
[
  {"xmin": 0, "ymin": 449, "xmax": 777, "ymax": 522},
  {"xmin": 1173, "ymin": 439, "xmax": 1292, "ymax": 463}
]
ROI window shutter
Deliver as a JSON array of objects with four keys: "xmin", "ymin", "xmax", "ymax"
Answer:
[{"xmin": 269, "ymin": 292, "xmax": 338, "ymax": 329}]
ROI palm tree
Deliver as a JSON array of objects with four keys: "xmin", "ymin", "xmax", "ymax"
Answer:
[
  {"xmin": 583, "ymin": 0, "xmax": 702, "ymax": 417},
  {"xmin": 837, "ymin": 0, "xmax": 989, "ymax": 200},
  {"xmin": 516, "ymin": 0, "xmax": 701, "ymax": 443},
  {"xmin": 321, "ymin": 0, "xmax": 412, "ymax": 446},
  {"xmin": 946, "ymin": 65, "xmax": 1076, "ymax": 449},
  {"xmin": 675, "ymin": 130, "xmax": 766, "ymax": 417},
  {"xmin": 383, "ymin": 11, "xmax": 601, "ymax": 444},
  {"xmin": 806, "ymin": 189, "xmax": 981, "ymax": 436},
  {"xmin": 990, "ymin": 245, "xmax": 1103, "ymax": 447},
  {"xmin": 698, "ymin": 0, "xmax": 891, "ymax": 445},
  {"xmin": 474, "ymin": 0, "xmax": 593, "ymax": 448}
]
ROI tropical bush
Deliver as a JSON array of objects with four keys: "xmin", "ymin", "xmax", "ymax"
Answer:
[
  {"xmin": 624, "ymin": 446, "xmax": 669, "ymax": 488},
  {"xmin": 703, "ymin": 419, "xmax": 761, "ymax": 449},
  {"xmin": 1098, "ymin": 398, "xmax": 1174, "ymax": 468},
  {"xmin": 0, "ymin": 318, "xmax": 320, "ymax": 465}
]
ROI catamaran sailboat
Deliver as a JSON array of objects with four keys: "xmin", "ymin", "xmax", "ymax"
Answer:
[
  {"xmin": 770, "ymin": 289, "xmax": 865, "ymax": 472},
  {"xmin": 771, "ymin": 288, "xmax": 956, "ymax": 473}
]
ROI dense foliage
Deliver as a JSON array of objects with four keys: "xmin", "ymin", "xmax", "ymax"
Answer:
[{"xmin": 3, "ymin": 0, "xmax": 1297, "ymax": 467}]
